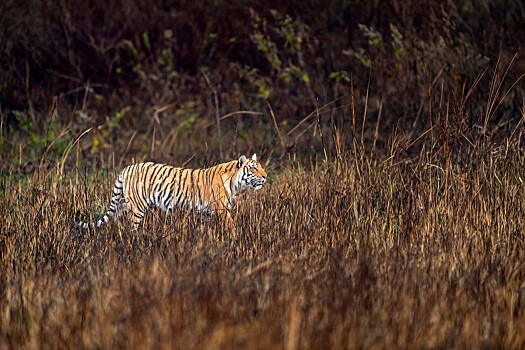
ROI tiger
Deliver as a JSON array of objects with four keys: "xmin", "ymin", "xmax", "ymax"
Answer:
[{"xmin": 74, "ymin": 154, "xmax": 267, "ymax": 229}]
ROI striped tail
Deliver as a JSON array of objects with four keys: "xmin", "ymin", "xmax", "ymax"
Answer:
[{"xmin": 75, "ymin": 174, "xmax": 124, "ymax": 229}]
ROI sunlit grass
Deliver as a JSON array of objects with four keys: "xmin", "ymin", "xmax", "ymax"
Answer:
[{"xmin": 2, "ymin": 121, "xmax": 525, "ymax": 348}]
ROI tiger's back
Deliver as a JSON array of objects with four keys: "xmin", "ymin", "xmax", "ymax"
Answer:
[
  {"xmin": 75, "ymin": 154, "xmax": 267, "ymax": 229},
  {"xmin": 121, "ymin": 161, "xmax": 238, "ymax": 219}
]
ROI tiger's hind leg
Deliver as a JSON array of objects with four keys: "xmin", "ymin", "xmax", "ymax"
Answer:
[{"xmin": 129, "ymin": 205, "xmax": 147, "ymax": 230}]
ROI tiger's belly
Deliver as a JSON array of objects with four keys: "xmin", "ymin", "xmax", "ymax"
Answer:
[{"xmin": 154, "ymin": 194, "xmax": 213, "ymax": 216}]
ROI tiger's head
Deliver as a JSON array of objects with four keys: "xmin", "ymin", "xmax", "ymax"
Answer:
[{"xmin": 236, "ymin": 154, "xmax": 267, "ymax": 190}]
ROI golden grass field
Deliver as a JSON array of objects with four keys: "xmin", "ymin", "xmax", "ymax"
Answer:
[{"xmin": 2, "ymin": 118, "xmax": 525, "ymax": 349}]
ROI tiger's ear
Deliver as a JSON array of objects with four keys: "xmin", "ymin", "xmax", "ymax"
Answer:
[
  {"xmin": 237, "ymin": 155, "xmax": 247, "ymax": 168},
  {"xmin": 251, "ymin": 153, "xmax": 257, "ymax": 161}
]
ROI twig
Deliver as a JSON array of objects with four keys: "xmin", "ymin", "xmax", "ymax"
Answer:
[
  {"xmin": 266, "ymin": 100, "xmax": 285, "ymax": 152},
  {"xmin": 315, "ymin": 101, "xmax": 328, "ymax": 162},
  {"xmin": 219, "ymin": 110, "xmax": 264, "ymax": 121},
  {"xmin": 59, "ymin": 127, "xmax": 93, "ymax": 176},
  {"xmin": 285, "ymin": 97, "xmax": 346, "ymax": 137},
  {"xmin": 201, "ymin": 70, "xmax": 222, "ymax": 158},
  {"xmin": 371, "ymin": 97, "xmax": 383, "ymax": 157}
]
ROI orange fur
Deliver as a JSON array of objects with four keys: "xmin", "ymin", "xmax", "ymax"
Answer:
[{"xmin": 75, "ymin": 154, "xmax": 267, "ymax": 229}]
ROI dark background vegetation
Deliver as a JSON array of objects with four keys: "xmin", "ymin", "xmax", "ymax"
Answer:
[
  {"xmin": 1, "ymin": 0, "xmax": 524, "ymax": 166},
  {"xmin": 2, "ymin": 1, "xmax": 525, "ymax": 349}
]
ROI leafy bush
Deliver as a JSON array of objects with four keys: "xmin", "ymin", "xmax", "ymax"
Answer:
[{"xmin": 1, "ymin": 0, "xmax": 524, "ymax": 165}]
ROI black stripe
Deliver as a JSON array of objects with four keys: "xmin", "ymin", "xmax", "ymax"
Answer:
[
  {"xmin": 150, "ymin": 164, "xmax": 164, "ymax": 184},
  {"xmin": 130, "ymin": 166, "xmax": 148, "ymax": 211},
  {"xmin": 163, "ymin": 185, "xmax": 174, "ymax": 208},
  {"xmin": 152, "ymin": 181, "xmax": 163, "ymax": 205},
  {"xmin": 209, "ymin": 165, "xmax": 219, "ymax": 184},
  {"xmin": 187, "ymin": 169, "xmax": 196, "ymax": 205},
  {"xmin": 175, "ymin": 170, "xmax": 189, "ymax": 208},
  {"xmin": 151, "ymin": 164, "xmax": 167, "ymax": 206},
  {"xmin": 175, "ymin": 169, "xmax": 189, "ymax": 199},
  {"xmin": 189, "ymin": 169, "xmax": 196, "ymax": 191},
  {"xmin": 139, "ymin": 163, "xmax": 153, "ymax": 206},
  {"xmin": 162, "ymin": 169, "xmax": 177, "ymax": 208},
  {"xmin": 204, "ymin": 167, "xmax": 213, "ymax": 190},
  {"xmin": 196, "ymin": 169, "xmax": 204, "ymax": 204},
  {"xmin": 161, "ymin": 167, "xmax": 175, "ymax": 196}
]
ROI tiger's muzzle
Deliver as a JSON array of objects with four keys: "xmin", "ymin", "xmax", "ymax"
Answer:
[{"xmin": 251, "ymin": 176, "xmax": 266, "ymax": 190}]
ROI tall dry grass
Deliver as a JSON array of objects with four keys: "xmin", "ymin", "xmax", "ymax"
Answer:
[{"xmin": 2, "ymin": 113, "xmax": 525, "ymax": 348}]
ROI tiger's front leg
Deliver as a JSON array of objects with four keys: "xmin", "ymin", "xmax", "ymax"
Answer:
[
  {"xmin": 217, "ymin": 208, "xmax": 235, "ymax": 230},
  {"xmin": 209, "ymin": 191, "xmax": 236, "ymax": 231}
]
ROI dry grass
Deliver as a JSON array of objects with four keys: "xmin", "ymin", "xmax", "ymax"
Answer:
[
  {"xmin": 2, "ymin": 122, "xmax": 525, "ymax": 349},
  {"xmin": 2, "ymin": 2, "xmax": 525, "ymax": 347}
]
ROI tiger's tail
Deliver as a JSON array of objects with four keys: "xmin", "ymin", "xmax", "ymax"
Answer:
[{"xmin": 74, "ymin": 174, "xmax": 124, "ymax": 229}]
